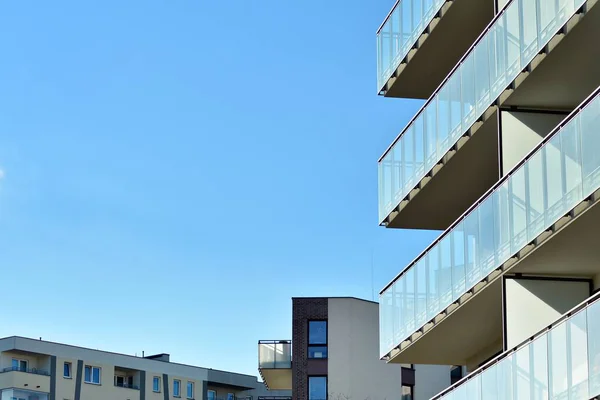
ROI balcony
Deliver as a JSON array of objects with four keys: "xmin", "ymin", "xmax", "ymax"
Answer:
[
  {"xmin": 377, "ymin": 0, "xmax": 494, "ymax": 98},
  {"xmin": 379, "ymin": 85, "xmax": 600, "ymax": 364},
  {"xmin": 258, "ymin": 341, "xmax": 292, "ymax": 390},
  {"xmin": 431, "ymin": 292, "xmax": 600, "ymax": 400},
  {"xmin": 0, "ymin": 389, "xmax": 49, "ymax": 400},
  {"xmin": 0, "ymin": 368, "xmax": 51, "ymax": 393},
  {"xmin": 378, "ymin": 0, "xmax": 600, "ymax": 230}
]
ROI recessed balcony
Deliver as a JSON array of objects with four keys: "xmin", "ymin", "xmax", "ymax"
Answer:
[{"xmin": 258, "ymin": 340, "xmax": 292, "ymax": 390}]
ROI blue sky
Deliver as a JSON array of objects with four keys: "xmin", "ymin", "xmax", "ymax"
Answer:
[{"xmin": 0, "ymin": 1, "xmax": 440, "ymax": 377}]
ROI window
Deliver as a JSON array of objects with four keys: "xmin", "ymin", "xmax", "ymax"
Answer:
[
  {"xmin": 450, "ymin": 365, "xmax": 463, "ymax": 384},
  {"xmin": 208, "ymin": 390, "xmax": 216, "ymax": 400},
  {"xmin": 401, "ymin": 385, "xmax": 413, "ymax": 400},
  {"xmin": 153, "ymin": 376, "xmax": 161, "ymax": 392},
  {"xmin": 227, "ymin": 393, "xmax": 234, "ymax": 400},
  {"xmin": 174, "ymin": 379, "xmax": 181, "ymax": 397},
  {"xmin": 63, "ymin": 362, "xmax": 72, "ymax": 378},
  {"xmin": 11, "ymin": 359, "xmax": 28, "ymax": 372},
  {"xmin": 308, "ymin": 376, "xmax": 327, "ymax": 400},
  {"xmin": 84, "ymin": 365, "xmax": 101, "ymax": 384},
  {"xmin": 308, "ymin": 320, "xmax": 327, "ymax": 359},
  {"xmin": 187, "ymin": 381, "xmax": 194, "ymax": 399}
]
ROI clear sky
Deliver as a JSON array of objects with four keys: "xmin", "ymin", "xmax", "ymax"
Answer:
[{"xmin": 0, "ymin": 1, "xmax": 440, "ymax": 378}]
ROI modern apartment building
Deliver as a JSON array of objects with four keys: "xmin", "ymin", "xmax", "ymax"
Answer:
[
  {"xmin": 258, "ymin": 297, "xmax": 454, "ymax": 400},
  {"xmin": 376, "ymin": 0, "xmax": 600, "ymax": 397},
  {"xmin": 0, "ymin": 336, "xmax": 290, "ymax": 400}
]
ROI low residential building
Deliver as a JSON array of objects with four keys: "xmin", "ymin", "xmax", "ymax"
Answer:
[
  {"xmin": 259, "ymin": 297, "xmax": 454, "ymax": 400},
  {"xmin": 0, "ymin": 335, "xmax": 289, "ymax": 400}
]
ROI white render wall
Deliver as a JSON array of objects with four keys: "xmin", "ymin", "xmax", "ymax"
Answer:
[
  {"xmin": 328, "ymin": 298, "xmax": 453, "ymax": 400},
  {"xmin": 500, "ymin": 110, "xmax": 566, "ymax": 176},
  {"xmin": 504, "ymin": 277, "xmax": 590, "ymax": 349}
]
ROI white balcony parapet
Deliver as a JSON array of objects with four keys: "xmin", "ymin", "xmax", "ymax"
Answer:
[{"xmin": 380, "ymin": 85, "xmax": 600, "ymax": 360}]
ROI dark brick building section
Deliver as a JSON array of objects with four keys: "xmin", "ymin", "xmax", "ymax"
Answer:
[{"xmin": 292, "ymin": 298, "xmax": 328, "ymax": 400}]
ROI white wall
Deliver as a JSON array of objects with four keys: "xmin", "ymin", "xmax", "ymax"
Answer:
[
  {"xmin": 504, "ymin": 277, "xmax": 590, "ymax": 349},
  {"xmin": 413, "ymin": 365, "xmax": 452, "ymax": 400},
  {"xmin": 327, "ymin": 298, "xmax": 453, "ymax": 400},
  {"xmin": 328, "ymin": 298, "xmax": 402, "ymax": 400},
  {"xmin": 500, "ymin": 110, "xmax": 565, "ymax": 176}
]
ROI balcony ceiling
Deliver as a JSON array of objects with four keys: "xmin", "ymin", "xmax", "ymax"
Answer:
[
  {"xmin": 258, "ymin": 369, "xmax": 292, "ymax": 391},
  {"xmin": 384, "ymin": 0, "xmax": 494, "ymax": 99},
  {"xmin": 387, "ymin": 111, "xmax": 499, "ymax": 230},
  {"xmin": 503, "ymin": 2, "xmax": 600, "ymax": 111}
]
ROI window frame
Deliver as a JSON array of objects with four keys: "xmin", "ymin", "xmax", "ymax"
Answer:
[
  {"xmin": 153, "ymin": 376, "xmax": 161, "ymax": 393},
  {"xmin": 63, "ymin": 362, "xmax": 72, "ymax": 379},
  {"xmin": 173, "ymin": 379, "xmax": 181, "ymax": 397},
  {"xmin": 11, "ymin": 358, "xmax": 28, "ymax": 372},
  {"xmin": 401, "ymin": 384, "xmax": 414, "ymax": 400},
  {"xmin": 84, "ymin": 365, "xmax": 101, "ymax": 385},
  {"xmin": 187, "ymin": 381, "xmax": 194, "ymax": 399},
  {"xmin": 308, "ymin": 375, "xmax": 327, "ymax": 400},
  {"xmin": 307, "ymin": 320, "xmax": 328, "ymax": 359}
]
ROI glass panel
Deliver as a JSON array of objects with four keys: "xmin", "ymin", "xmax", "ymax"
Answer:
[
  {"xmin": 425, "ymin": 103, "xmax": 438, "ymax": 170},
  {"xmin": 514, "ymin": 343, "xmax": 532, "ymax": 400},
  {"xmin": 505, "ymin": 4, "xmax": 521, "ymax": 80},
  {"xmin": 412, "ymin": 0, "xmax": 423, "ymax": 40},
  {"xmin": 380, "ymin": 290, "xmax": 394, "ymax": 356},
  {"xmin": 414, "ymin": 114, "xmax": 425, "ymax": 178},
  {"xmin": 461, "ymin": 52, "xmax": 477, "ymax": 129},
  {"xmin": 549, "ymin": 322, "xmax": 568, "ymax": 399},
  {"xmin": 393, "ymin": 141, "xmax": 404, "ymax": 205},
  {"xmin": 404, "ymin": 125, "xmax": 416, "ymax": 193},
  {"xmin": 489, "ymin": 16, "xmax": 508, "ymax": 100},
  {"xmin": 405, "ymin": 267, "xmax": 416, "ymax": 333},
  {"xmin": 452, "ymin": 223, "xmax": 466, "ymax": 302},
  {"xmin": 510, "ymin": 164, "xmax": 528, "ymax": 254},
  {"xmin": 561, "ymin": 118, "xmax": 583, "ymax": 211},
  {"xmin": 438, "ymin": 86, "xmax": 451, "ymax": 155},
  {"xmin": 474, "ymin": 34, "xmax": 491, "ymax": 116},
  {"xmin": 427, "ymin": 249, "xmax": 440, "ymax": 320},
  {"xmin": 308, "ymin": 377, "xmax": 327, "ymax": 400},
  {"xmin": 392, "ymin": 7, "xmax": 402, "ymax": 66},
  {"xmin": 545, "ymin": 134, "xmax": 565, "ymax": 224},
  {"xmin": 439, "ymin": 234, "xmax": 453, "ymax": 306},
  {"xmin": 464, "ymin": 210, "xmax": 481, "ymax": 290},
  {"xmin": 466, "ymin": 375, "xmax": 482, "ymax": 400},
  {"xmin": 580, "ymin": 97, "xmax": 600, "ymax": 197},
  {"xmin": 394, "ymin": 278, "xmax": 405, "ymax": 343},
  {"xmin": 532, "ymin": 335, "xmax": 549, "ymax": 400},
  {"xmin": 519, "ymin": 0, "xmax": 539, "ymax": 66},
  {"xmin": 569, "ymin": 310, "xmax": 589, "ymax": 400},
  {"xmin": 481, "ymin": 364, "xmax": 499, "ymax": 400},
  {"xmin": 527, "ymin": 150, "xmax": 546, "ymax": 241},
  {"xmin": 498, "ymin": 347, "xmax": 515, "ymax": 400},
  {"xmin": 415, "ymin": 258, "xmax": 428, "ymax": 328},
  {"xmin": 308, "ymin": 346, "xmax": 328, "ymax": 359},
  {"xmin": 478, "ymin": 193, "xmax": 497, "ymax": 275},
  {"xmin": 587, "ymin": 300, "xmax": 600, "ymax": 397},
  {"xmin": 495, "ymin": 181, "xmax": 511, "ymax": 266},
  {"xmin": 449, "ymin": 72, "xmax": 463, "ymax": 142},
  {"xmin": 401, "ymin": 0, "xmax": 414, "ymax": 56}
]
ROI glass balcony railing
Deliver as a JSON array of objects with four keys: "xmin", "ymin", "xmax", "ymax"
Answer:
[
  {"xmin": 258, "ymin": 340, "xmax": 292, "ymax": 369},
  {"xmin": 378, "ymin": 0, "xmax": 584, "ymax": 224},
  {"xmin": 379, "ymin": 86, "xmax": 600, "ymax": 359},
  {"xmin": 376, "ymin": 0, "xmax": 446, "ymax": 92},
  {"xmin": 432, "ymin": 292, "xmax": 600, "ymax": 400}
]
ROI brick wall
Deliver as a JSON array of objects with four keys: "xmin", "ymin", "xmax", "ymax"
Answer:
[{"xmin": 292, "ymin": 298, "xmax": 328, "ymax": 400}]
